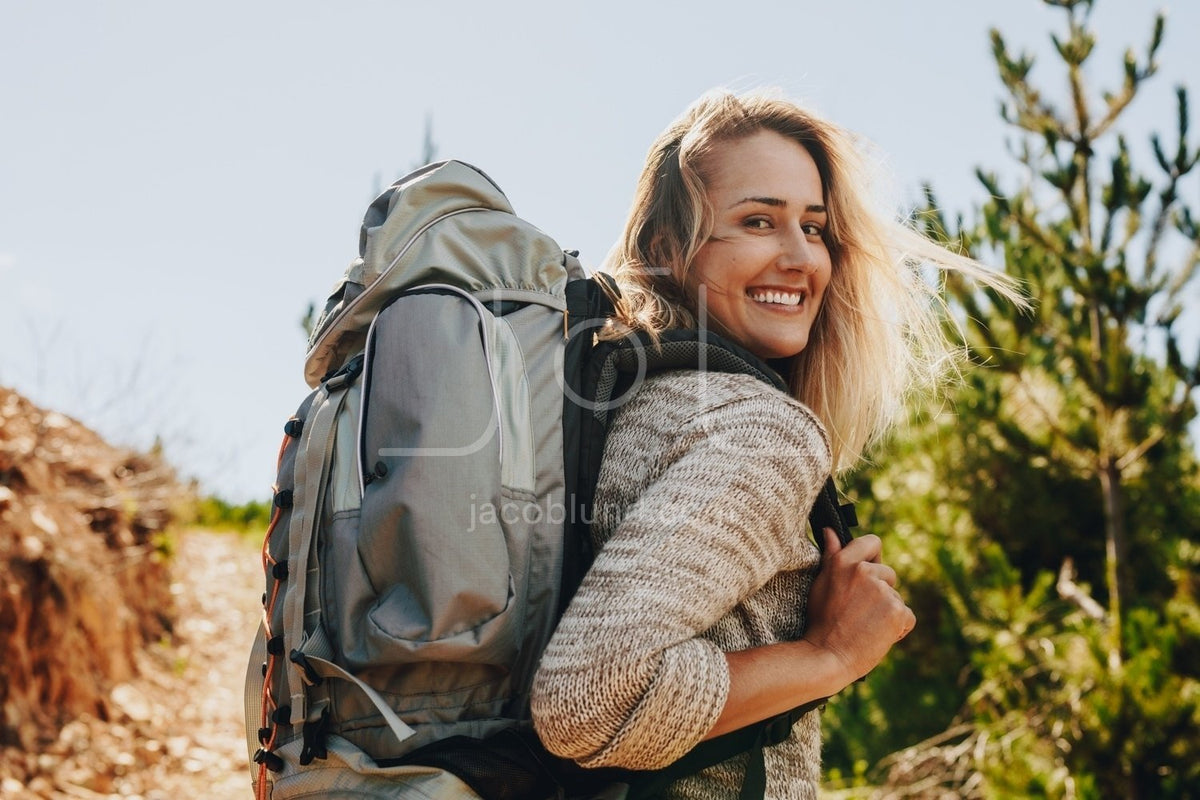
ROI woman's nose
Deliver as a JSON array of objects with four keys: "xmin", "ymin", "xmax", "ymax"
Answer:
[{"xmin": 778, "ymin": 228, "xmax": 818, "ymax": 274}]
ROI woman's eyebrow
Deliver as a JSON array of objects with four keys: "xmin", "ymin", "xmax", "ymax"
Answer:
[{"xmin": 729, "ymin": 196, "xmax": 827, "ymax": 214}]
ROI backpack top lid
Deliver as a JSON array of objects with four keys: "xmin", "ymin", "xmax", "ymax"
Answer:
[{"xmin": 304, "ymin": 159, "xmax": 579, "ymax": 388}]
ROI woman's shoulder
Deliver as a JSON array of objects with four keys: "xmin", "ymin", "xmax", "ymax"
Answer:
[
  {"xmin": 636, "ymin": 368, "xmax": 816, "ymax": 415},
  {"xmin": 618, "ymin": 369, "xmax": 829, "ymax": 452}
]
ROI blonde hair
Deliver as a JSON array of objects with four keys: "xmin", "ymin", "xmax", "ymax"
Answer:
[{"xmin": 602, "ymin": 88, "xmax": 1020, "ymax": 471}]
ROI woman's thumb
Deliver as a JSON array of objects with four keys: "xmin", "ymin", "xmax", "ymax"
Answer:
[{"xmin": 821, "ymin": 527, "xmax": 843, "ymax": 558}]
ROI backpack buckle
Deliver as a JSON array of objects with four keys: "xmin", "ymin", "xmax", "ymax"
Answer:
[
  {"xmin": 253, "ymin": 747, "xmax": 285, "ymax": 773},
  {"xmin": 299, "ymin": 708, "xmax": 330, "ymax": 765},
  {"xmin": 324, "ymin": 354, "xmax": 365, "ymax": 391},
  {"xmin": 289, "ymin": 649, "xmax": 325, "ymax": 687}
]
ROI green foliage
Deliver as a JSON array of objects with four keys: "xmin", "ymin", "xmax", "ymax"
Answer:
[
  {"xmin": 301, "ymin": 301, "xmax": 317, "ymax": 340},
  {"xmin": 826, "ymin": 453, "xmax": 1200, "ymax": 795},
  {"xmin": 943, "ymin": 0, "xmax": 1199, "ymax": 647},
  {"xmin": 151, "ymin": 530, "xmax": 177, "ymax": 560},
  {"xmin": 960, "ymin": 579, "xmax": 1200, "ymax": 798},
  {"xmin": 188, "ymin": 494, "xmax": 272, "ymax": 534},
  {"xmin": 823, "ymin": 1, "xmax": 1200, "ymax": 796}
]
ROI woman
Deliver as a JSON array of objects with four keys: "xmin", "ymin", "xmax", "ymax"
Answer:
[{"xmin": 530, "ymin": 89, "xmax": 1016, "ymax": 798}]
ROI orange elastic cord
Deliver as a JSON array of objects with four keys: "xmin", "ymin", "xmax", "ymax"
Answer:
[
  {"xmin": 263, "ymin": 429, "xmax": 290, "ymax": 570},
  {"xmin": 258, "ymin": 500, "xmax": 281, "ymax": 734},
  {"xmin": 256, "ymin": 462, "xmax": 289, "ymax": 799},
  {"xmin": 256, "ymin": 762, "xmax": 271, "ymax": 800},
  {"xmin": 261, "ymin": 644, "xmax": 279, "ymax": 747},
  {"xmin": 262, "ymin": 502, "xmax": 282, "ymax": 572},
  {"xmin": 275, "ymin": 431, "xmax": 290, "ymax": 470},
  {"xmin": 256, "ymin": 613, "xmax": 280, "ymax": 799}
]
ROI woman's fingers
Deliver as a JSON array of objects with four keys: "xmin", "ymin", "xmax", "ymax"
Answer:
[
  {"xmin": 809, "ymin": 528, "xmax": 917, "ymax": 677},
  {"xmin": 832, "ymin": 538, "xmax": 898, "ymax": 587},
  {"xmin": 822, "ymin": 530, "xmax": 886, "ymax": 564},
  {"xmin": 897, "ymin": 603, "xmax": 917, "ymax": 641},
  {"xmin": 820, "ymin": 527, "xmax": 844, "ymax": 556},
  {"xmin": 849, "ymin": 533, "xmax": 883, "ymax": 564},
  {"xmin": 874, "ymin": 563, "xmax": 898, "ymax": 587}
]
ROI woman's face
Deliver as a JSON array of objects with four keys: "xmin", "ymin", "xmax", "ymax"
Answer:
[{"xmin": 687, "ymin": 129, "xmax": 832, "ymax": 361}]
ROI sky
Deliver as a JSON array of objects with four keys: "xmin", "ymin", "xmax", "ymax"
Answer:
[{"xmin": 2, "ymin": 1, "xmax": 1197, "ymax": 502}]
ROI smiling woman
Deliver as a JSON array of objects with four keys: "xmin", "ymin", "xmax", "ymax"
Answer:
[
  {"xmin": 529, "ymin": 88, "xmax": 1023, "ymax": 800},
  {"xmin": 688, "ymin": 130, "xmax": 832, "ymax": 361}
]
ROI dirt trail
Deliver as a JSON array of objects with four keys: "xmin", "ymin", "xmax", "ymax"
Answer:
[{"xmin": 4, "ymin": 528, "xmax": 264, "ymax": 800}]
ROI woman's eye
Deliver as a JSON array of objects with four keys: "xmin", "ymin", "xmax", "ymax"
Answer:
[
  {"xmin": 744, "ymin": 217, "xmax": 772, "ymax": 230},
  {"xmin": 802, "ymin": 222, "xmax": 825, "ymax": 237}
]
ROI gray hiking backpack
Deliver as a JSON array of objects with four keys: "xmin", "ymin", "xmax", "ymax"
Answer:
[{"xmin": 244, "ymin": 160, "xmax": 856, "ymax": 800}]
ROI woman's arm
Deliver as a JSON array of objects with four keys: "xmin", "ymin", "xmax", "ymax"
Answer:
[
  {"xmin": 706, "ymin": 529, "xmax": 915, "ymax": 739},
  {"xmin": 531, "ymin": 388, "xmax": 831, "ymax": 770}
]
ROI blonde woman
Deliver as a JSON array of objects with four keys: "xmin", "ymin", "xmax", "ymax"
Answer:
[{"xmin": 530, "ymin": 89, "xmax": 1016, "ymax": 799}]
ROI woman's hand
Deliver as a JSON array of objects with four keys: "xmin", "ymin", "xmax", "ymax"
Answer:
[
  {"xmin": 802, "ymin": 529, "xmax": 916, "ymax": 686},
  {"xmin": 705, "ymin": 529, "xmax": 915, "ymax": 739}
]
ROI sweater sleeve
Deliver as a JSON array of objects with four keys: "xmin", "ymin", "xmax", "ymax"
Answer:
[{"xmin": 530, "ymin": 389, "xmax": 831, "ymax": 770}]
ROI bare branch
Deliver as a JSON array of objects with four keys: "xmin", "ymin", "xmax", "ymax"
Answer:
[{"xmin": 1057, "ymin": 558, "xmax": 1108, "ymax": 622}]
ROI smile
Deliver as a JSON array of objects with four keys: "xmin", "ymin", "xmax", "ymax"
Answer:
[{"xmin": 747, "ymin": 289, "xmax": 805, "ymax": 307}]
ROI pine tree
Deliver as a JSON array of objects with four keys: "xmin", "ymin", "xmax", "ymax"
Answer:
[
  {"xmin": 823, "ymin": 2, "xmax": 1200, "ymax": 796},
  {"xmin": 928, "ymin": 0, "xmax": 1198, "ymax": 666}
]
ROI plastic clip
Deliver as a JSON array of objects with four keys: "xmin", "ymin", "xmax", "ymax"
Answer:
[
  {"xmin": 253, "ymin": 748, "xmax": 284, "ymax": 773},
  {"xmin": 325, "ymin": 354, "xmax": 365, "ymax": 392},
  {"xmin": 299, "ymin": 708, "xmax": 331, "ymax": 766},
  {"xmin": 289, "ymin": 649, "xmax": 324, "ymax": 687}
]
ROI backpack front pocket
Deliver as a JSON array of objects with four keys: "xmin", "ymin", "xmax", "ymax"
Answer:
[{"xmin": 346, "ymin": 290, "xmax": 529, "ymax": 669}]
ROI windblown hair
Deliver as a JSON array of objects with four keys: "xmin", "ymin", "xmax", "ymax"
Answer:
[{"xmin": 601, "ymin": 88, "xmax": 1020, "ymax": 471}]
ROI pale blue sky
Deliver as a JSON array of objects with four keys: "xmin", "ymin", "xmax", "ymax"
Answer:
[{"xmin": 2, "ymin": 1, "xmax": 1197, "ymax": 501}]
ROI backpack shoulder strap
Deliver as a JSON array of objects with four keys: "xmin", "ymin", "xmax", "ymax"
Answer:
[
  {"xmin": 580, "ymin": 323, "xmax": 856, "ymax": 551},
  {"xmin": 567, "ymin": 317, "xmax": 860, "ymax": 798}
]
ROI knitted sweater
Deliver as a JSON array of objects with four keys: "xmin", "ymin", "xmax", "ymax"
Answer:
[{"xmin": 531, "ymin": 370, "xmax": 832, "ymax": 800}]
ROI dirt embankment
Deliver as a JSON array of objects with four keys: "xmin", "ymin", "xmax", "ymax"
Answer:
[{"xmin": 0, "ymin": 386, "xmax": 264, "ymax": 798}]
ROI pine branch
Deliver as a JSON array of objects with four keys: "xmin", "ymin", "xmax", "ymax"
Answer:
[
  {"xmin": 1146, "ymin": 88, "xmax": 1198, "ymax": 286},
  {"xmin": 1087, "ymin": 14, "xmax": 1164, "ymax": 141},
  {"xmin": 1155, "ymin": 238, "xmax": 1200, "ymax": 328},
  {"xmin": 991, "ymin": 29, "xmax": 1070, "ymax": 139}
]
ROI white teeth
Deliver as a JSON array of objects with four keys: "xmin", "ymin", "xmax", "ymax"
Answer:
[{"xmin": 748, "ymin": 290, "xmax": 803, "ymax": 306}]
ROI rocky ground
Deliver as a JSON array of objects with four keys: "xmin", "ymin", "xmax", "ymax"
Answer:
[{"xmin": 1, "ymin": 528, "xmax": 263, "ymax": 800}]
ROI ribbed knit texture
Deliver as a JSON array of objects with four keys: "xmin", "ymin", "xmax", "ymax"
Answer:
[{"xmin": 531, "ymin": 370, "xmax": 831, "ymax": 800}]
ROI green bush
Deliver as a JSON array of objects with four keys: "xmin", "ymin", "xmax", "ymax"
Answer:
[{"xmin": 189, "ymin": 494, "xmax": 272, "ymax": 534}]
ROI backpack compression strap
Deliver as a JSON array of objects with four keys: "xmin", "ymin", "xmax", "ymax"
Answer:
[{"xmin": 281, "ymin": 355, "xmax": 417, "ymax": 751}]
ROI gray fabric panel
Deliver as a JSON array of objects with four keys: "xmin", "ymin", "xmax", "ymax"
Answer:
[
  {"xmin": 350, "ymin": 292, "xmax": 521, "ymax": 667},
  {"xmin": 263, "ymin": 735, "xmax": 482, "ymax": 799},
  {"xmin": 493, "ymin": 316, "xmax": 534, "ymax": 494},
  {"xmin": 244, "ymin": 622, "xmax": 268, "ymax": 780},
  {"xmin": 472, "ymin": 286, "xmax": 571, "ymax": 310},
  {"xmin": 307, "ymin": 276, "xmax": 368, "ymax": 384},
  {"xmin": 329, "ymin": 381, "xmax": 363, "ymax": 516},
  {"xmin": 310, "ymin": 297, "xmax": 570, "ymax": 760},
  {"xmin": 283, "ymin": 383, "xmax": 346, "ymax": 725},
  {"xmin": 260, "ymin": 392, "xmax": 315, "ymax": 754},
  {"xmin": 326, "ymin": 661, "xmax": 511, "ymax": 748},
  {"xmin": 489, "ymin": 303, "xmax": 567, "ymax": 714},
  {"xmin": 306, "ymin": 210, "xmax": 570, "ymax": 388},
  {"xmin": 378, "ymin": 210, "xmax": 570, "ymax": 297},
  {"xmin": 362, "ymin": 162, "xmax": 513, "ymax": 286}
]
